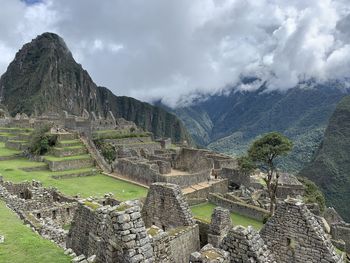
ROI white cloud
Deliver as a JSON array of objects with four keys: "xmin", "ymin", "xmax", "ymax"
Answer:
[{"xmin": 0, "ymin": 0, "xmax": 349, "ymax": 107}]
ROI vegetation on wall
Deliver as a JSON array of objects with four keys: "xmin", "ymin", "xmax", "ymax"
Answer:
[
  {"xmin": 297, "ymin": 177, "xmax": 326, "ymax": 212},
  {"xmin": 94, "ymin": 140, "xmax": 116, "ymax": 164},
  {"xmin": 28, "ymin": 125, "xmax": 57, "ymax": 155}
]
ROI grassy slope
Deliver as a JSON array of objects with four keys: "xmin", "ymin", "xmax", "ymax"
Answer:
[
  {"xmin": 0, "ymin": 201, "xmax": 70, "ymax": 263},
  {"xmin": 191, "ymin": 202, "xmax": 264, "ymax": 230}
]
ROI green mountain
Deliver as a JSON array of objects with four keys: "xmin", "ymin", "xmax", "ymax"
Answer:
[
  {"xmin": 0, "ymin": 33, "xmax": 191, "ymax": 143},
  {"xmin": 299, "ymin": 96, "xmax": 350, "ymax": 221},
  {"xmin": 165, "ymin": 83, "xmax": 349, "ymax": 172}
]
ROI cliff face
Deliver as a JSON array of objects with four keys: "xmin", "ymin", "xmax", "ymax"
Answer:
[
  {"xmin": 299, "ymin": 96, "xmax": 350, "ymax": 221},
  {"xmin": 0, "ymin": 33, "xmax": 191, "ymax": 143}
]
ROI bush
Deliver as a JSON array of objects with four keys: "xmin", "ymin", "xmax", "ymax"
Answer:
[
  {"xmin": 297, "ymin": 176, "xmax": 326, "ymax": 211},
  {"xmin": 28, "ymin": 125, "xmax": 57, "ymax": 155},
  {"xmin": 95, "ymin": 140, "xmax": 116, "ymax": 164}
]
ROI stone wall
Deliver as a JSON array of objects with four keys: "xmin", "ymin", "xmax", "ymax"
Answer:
[
  {"xmin": 46, "ymin": 158, "xmax": 94, "ymax": 171},
  {"xmin": 160, "ymin": 170, "xmax": 210, "ymax": 188},
  {"xmin": 173, "ymin": 148, "xmax": 213, "ymax": 173},
  {"xmin": 169, "ymin": 225, "xmax": 200, "ymax": 263},
  {"xmin": 190, "ymin": 244, "xmax": 230, "ymax": 263},
  {"xmin": 67, "ymin": 200, "xmax": 154, "ymax": 263},
  {"xmin": 219, "ymin": 167, "xmax": 250, "ymax": 187},
  {"xmin": 207, "ymin": 207, "xmax": 232, "ymax": 247},
  {"xmin": 221, "ymin": 225, "xmax": 276, "ymax": 262},
  {"xmin": 0, "ymin": 179, "xmax": 78, "ymax": 247},
  {"xmin": 331, "ymin": 222, "xmax": 350, "ymax": 254},
  {"xmin": 196, "ymin": 219, "xmax": 210, "ymax": 247},
  {"xmin": 142, "ymin": 183, "xmax": 195, "ymax": 230},
  {"xmin": 114, "ymin": 158, "xmax": 159, "ymax": 186},
  {"xmin": 208, "ymin": 193, "xmax": 269, "ymax": 221},
  {"xmin": 185, "ymin": 179, "xmax": 228, "ymax": 201},
  {"xmin": 148, "ymin": 226, "xmax": 173, "ymax": 263},
  {"xmin": 260, "ymin": 198, "xmax": 342, "ymax": 263}
]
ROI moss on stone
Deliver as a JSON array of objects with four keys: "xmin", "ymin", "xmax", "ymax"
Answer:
[{"xmin": 84, "ymin": 201, "xmax": 100, "ymax": 210}]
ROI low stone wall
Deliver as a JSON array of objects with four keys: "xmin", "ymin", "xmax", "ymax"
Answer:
[
  {"xmin": 185, "ymin": 179, "xmax": 229, "ymax": 200},
  {"xmin": 46, "ymin": 158, "xmax": 94, "ymax": 171},
  {"xmin": 115, "ymin": 158, "xmax": 214, "ymax": 188},
  {"xmin": 169, "ymin": 225, "xmax": 200, "ymax": 263},
  {"xmin": 208, "ymin": 193, "xmax": 268, "ymax": 221},
  {"xmin": 159, "ymin": 170, "xmax": 211, "ymax": 188},
  {"xmin": 219, "ymin": 168, "xmax": 250, "ymax": 187},
  {"xmin": 51, "ymin": 147, "xmax": 87, "ymax": 157},
  {"xmin": 331, "ymin": 222, "xmax": 350, "ymax": 254},
  {"xmin": 114, "ymin": 158, "xmax": 159, "ymax": 186},
  {"xmin": 5, "ymin": 140, "xmax": 28, "ymax": 151},
  {"xmin": 276, "ymin": 184, "xmax": 305, "ymax": 198},
  {"xmin": 51, "ymin": 170, "xmax": 96, "ymax": 179}
]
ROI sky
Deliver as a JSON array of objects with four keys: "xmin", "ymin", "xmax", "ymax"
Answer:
[{"xmin": 0, "ymin": 0, "xmax": 350, "ymax": 107}]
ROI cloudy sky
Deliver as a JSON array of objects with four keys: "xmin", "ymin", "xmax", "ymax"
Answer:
[{"xmin": 0, "ymin": 0, "xmax": 350, "ymax": 106}]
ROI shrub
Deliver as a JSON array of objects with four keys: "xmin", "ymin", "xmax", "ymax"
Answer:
[
  {"xmin": 95, "ymin": 140, "xmax": 116, "ymax": 164},
  {"xmin": 297, "ymin": 176, "xmax": 326, "ymax": 211},
  {"xmin": 28, "ymin": 125, "xmax": 57, "ymax": 155}
]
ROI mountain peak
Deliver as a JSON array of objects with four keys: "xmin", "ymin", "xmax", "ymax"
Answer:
[{"xmin": 0, "ymin": 32, "xmax": 192, "ymax": 144}]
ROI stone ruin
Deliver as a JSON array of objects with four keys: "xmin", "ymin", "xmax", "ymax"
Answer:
[
  {"xmin": 190, "ymin": 244, "xmax": 230, "ymax": 263},
  {"xmin": 207, "ymin": 207, "xmax": 232, "ymax": 248},
  {"xmin": 67, "ymin": 200, "xmax": 154, "ymax": 263},
  {"xmin": 260, "ymin": 198, "xmax": 342, "ymax": 263},
  {"xmin": 142, "ymin": 183, "xmax": 195, "ymax": 230},
  {"xmin": 0, "ymin": 107, "xmax": 138, "ymax": 137},
  {"xmin": 66, "ymin": 182, "xmax": 200, "ymax": 263},
  {"xmin": 0, "ymin": 176, "xmax": 78, "ymax": 247},
  {"xmin": 221, "ymin": 225, "xmax": 276, "ymax": 263}
]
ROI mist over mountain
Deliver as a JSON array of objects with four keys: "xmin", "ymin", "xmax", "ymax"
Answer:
[
  {"xmin": 160, "ymin": 81, "xmax": 350, "ymax": 172},
  {"xmin": 0, "ymin": 32, "xmax": 192, "ymax": 144}
]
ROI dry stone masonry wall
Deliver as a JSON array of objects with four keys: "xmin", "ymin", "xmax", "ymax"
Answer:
[
  {"xmin": 142, "ymin": 182, "xmax": 195, "ymax": 230},
  {"xmin": 260, "ymin": 198, "xmax": 342, "ymax": 263}
]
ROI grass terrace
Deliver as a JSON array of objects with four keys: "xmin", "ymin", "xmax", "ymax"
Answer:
[
  {"xmin": 0, "ymin": 142, "xmax": 21, "ymax": 156},
  {"xmin": 191, "ymin": 202, "xmax": 264, "ymax": 230},
  {"xmin": 0, "ymin": 158, "xmax": 147, "ymax": 200},
  {"xmin": 0, "ymin": 201, "xmax": 70, "ymax": 263},
  {"xmin": 92, "ymin": 129, "xmax": 152, "ymax": 140}
]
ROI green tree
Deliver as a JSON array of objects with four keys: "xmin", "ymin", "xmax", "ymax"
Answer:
[
  {"xmin": 237, "ymin": 155, "xmax": 255, "ymax": 177},
  {"xmin": 248, "ymin": 132, "xmax": 293, "ymax": 215}
]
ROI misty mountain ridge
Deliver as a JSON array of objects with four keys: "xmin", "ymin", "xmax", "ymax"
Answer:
[{"xmin": 159, "ymin": 79, "xmax": 350, "ymax": 172}]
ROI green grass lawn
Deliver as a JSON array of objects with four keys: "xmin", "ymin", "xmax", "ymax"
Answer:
[
  {"xmin": 0, "ymin": 158, "xmax": 147, "ymax": 200},
  {"xmin": 0, "ymin": 142, "xmax": 21, "ymax": 156},
  {"xmin": 191, "ymin": 202, "xmax": 264, "ymax": 230},
  {"xmin": 0, "ymin": 201, "xmax": 70, "ymax": 263}
]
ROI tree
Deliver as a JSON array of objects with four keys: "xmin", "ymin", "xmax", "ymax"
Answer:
[
  {"xmin": 248, "ymin": 132, "xmax": 292, "ymax": 215},
  {"xmin": 237, "ymin": 155, "xmax": 255, "ymax": 177}
]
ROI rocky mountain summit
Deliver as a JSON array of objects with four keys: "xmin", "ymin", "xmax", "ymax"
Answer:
[{"xmin": 0, "ymin": 32, "xmax": 191, "ymax": 144}]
